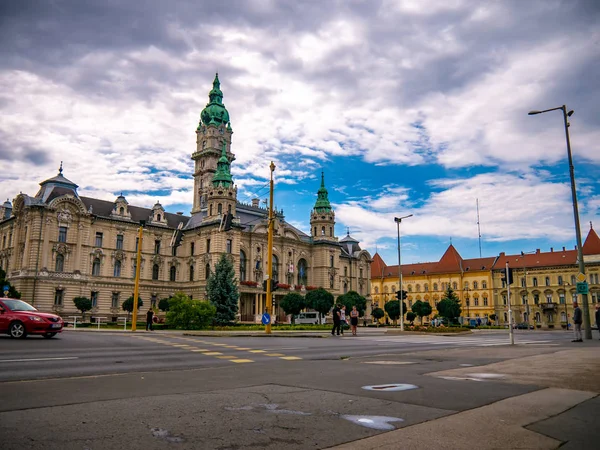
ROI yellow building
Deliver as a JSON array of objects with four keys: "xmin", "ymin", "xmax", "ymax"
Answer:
[{"xmin": 0, "ymin": 74, "xmax": 371, "ymax": 322}]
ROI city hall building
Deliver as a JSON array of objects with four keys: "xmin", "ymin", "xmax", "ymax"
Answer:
[{"xmin": 0, "ymin": 75, "xmax": 372, "ymax": 322}]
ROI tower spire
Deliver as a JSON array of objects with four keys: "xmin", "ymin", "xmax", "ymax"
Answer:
[
  {"xmin": 313, "ymin": 171, "xmax": 332, "ymax": 213},
  {"xmin": 212, "ymin": 141, "xmax": 233, "ymax": 188}
]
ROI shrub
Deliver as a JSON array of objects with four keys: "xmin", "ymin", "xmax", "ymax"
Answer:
[{"xmin": 166, "ymin": 293, "xmax": 216, "ymax": 330}]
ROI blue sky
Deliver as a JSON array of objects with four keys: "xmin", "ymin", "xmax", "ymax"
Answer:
[{"xmin": 0, "ymin": 0, "xmax": 599, "ymax": 266}]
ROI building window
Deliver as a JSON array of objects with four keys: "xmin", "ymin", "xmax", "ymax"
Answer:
[
  {"xmin": 226, "ymin": 239, "xmax": 232, "ymax": 254},
  {"xmin": 135, "ymin": 237, "xmax": 139, "ymax": 252},
  {"xmin": 205, "ymin": 263, "xmax": 211, "ymax": 279},
  {"xmin": 343, "ymin": 282, "xmax": 348, "ymax": 294},
  {"xmin": 170, "ymin": 266, "xmax": 176, "ymax": 282},
  {"xmin": 172, "ymin": 245, "xmax": 177, "ymax": 256},
  {"xmin": 206, "ymin": 239, "xmax": 211, "ymax": 253},
  {"xmin": 329, "ymin": 227, "xmax": 333, "ymax": 237},
  {"xmin": 151, "ymin": 295, "xmax": 157, "ymax": 308},
  {"xmin": 58, "ymin": 226, "xmax": 67, "ymax": 242},
  {"xmin": 464, "ymin": 281, "xmax": 469, "ymax": 289},
  {"xmin": 55, "ymin": 254, "xmax": 64, "ymax": 272},
  {"xmin": 152, "ymin": 264, "xmax": 159, "ymax": 280},
  {"xmin": 483, "ymin": 297, "xmax": 488, "ymax": 306},
  {"xmin": 521, "ymin": 277, "xmax": 526, "ymax": 287},
  {"xmin": 433, "ymin": 283, "xmax": 438, "ymax": 291},
  {"xmin": 95, "ymin": 232, "xmax": 103, "ymax": 247},
  {"xmin": 330, "ymin": 255, "xmax": 334, "ymax": 267},
  {"xmin": 298, "ymin": 259, "xmax": 308, "ymax": 286},
  {"xmin": 209, "ymin": 204, "xmax": 213, "ymax": 216},
  {"xmin": 154, "ymin": 240, "xmax": 161, "ymax": 254},
  {"xmin": 546, "ymin": 294, "xmax": 553, "ymax": 303},
  {"xmin": 408, "ymin": 285, "xmax": 412, "ymax": 292},
  {"xmin": 416, "ymin": 284, "xmax": 421, "ymax": 292},
  {"xmin": 114, "ymin": 260, "xmax": 122, "ymax": 277},
  {"xmin": 119, "ymin": 207, "xmax": 124, "ymax": 215},
  {"xmin": 111, "ymin": 292, "xmax": 120, "ymax": 308},
  {"xmin": 157, "ymin": 214, "xmax": 161, "ymax": 222},
  {"xmin": 189, "ymin": 265, "xmax": 194, "ymax": 281},
  {"xmin": 91, "ymin": 291, "xmax": 98, "ymax": 308},
  {"xmin": 558, "ymin": 276, "xmax": 563, "ymax": 286},
  {"xmin": 532, "ymin": 277, "xmax": 538, "ymax": 287},
  {"xmin": 344, "ymin": 266, "xmax": 348, "ymax": 277},
  {"xmin": 132, "ymin": 262, "xmax": 137, "ymax": 279},
  {"xmin": 272, "ymin": 254, "xmax": 279, "ymax": 282},
  {"xmin": 240, "ymin": 250, "xmax": 246, "ymax": 281},
  {"xmin": 482, "ymin": 281, "xmax": 487, "ymax": 289},
  {"xmin": 534, "ymin": 294, "xmax": 540, "ymax": 305},
  {"xmin": 54, "ymin": 289, "xmax": 64, "ymax": 306},
  {"xmin": 190, "ymin": 242, "xmax": 195, "ymax": 256},
  {"xmin": 473, "ymin": 281, "xmax": 478, "ymax": 289},
  {"xmin": 474, "ymin": 298, "xmax": 479, "ymax": 306},
  {"xmin": 522, "ymin": 295, "xmax": 527, "ymax": 305},
  {"xmin": 92, "ymin": 258, "xmax": 101, "ymax": 276},
  {"xmin": 545, "ymin": 277, "xmax": 550, "ymax": 286},
  {"xmin": 360, "ymin": 268, "xmax": 363, "ymax": 279},
  {"xmin": 116, "ymin": 234, "xmax": 123, "ymax": 250},
  {"xmin": 559, "ymin": 294, "xmax": 565, "ymax": 304},
  {"xmin": 453, "ymin": 282, "xmax": 458, "ymax": 289}
]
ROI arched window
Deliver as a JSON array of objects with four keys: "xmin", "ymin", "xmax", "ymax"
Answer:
[
  {"xmin": 374, "ymin": 287, "xmax": 379, "ymax": 294},
  {"xmin": 217, "ymin": 203, "xmax": 222, "ymax": 214},
  {"xmin": 343, "ymin": 282, "xmax": 348, "ymax": 294},
  {"xmin": 240, "ymin": 250, "xmax": 247, "ymax": 281},
  {"xmin": 482, "ymin": 281, "xmax": 487, "ymax": 289},
  {"xmin": 416, "ymin": 284, "xmax": 421, "ymax": 292},
  {"xmin": 408, "ymin": 285, "xmax": 412, "ymax": 292},
  {"xmin": 533, "ymin": 277, "xmax": 538, "ymax": 287},
  {"xmin": 545, "ymin": 276, "xmax": 550, "ymax": 286},
  {"xmin": 205, "ymin": 263, "xmax": 211, "ymax": 279},
  {"xmin": 157, "ymin": 214, "xmax": 161, "ymax": 222},
  {"xmin": 92, "ymin": 258, "xmax": 101, "ymax": 276},
  {"xmin": 297, "ymin": 258, "xmax": 307, "ymax": 286},
  {"xmin": 452, "ymin": 282, "xmax": 458, "ymax": 289},
  {"xmin": 473, "ymin": 281, "xmax": 478, "ymax": 289},
  {"xmin": 209, "ymin": 204, "xmax": 213, "ymax": 216},
  {"xmin": 329, "ymin": 227, "xmax": 332, "ymax": 237},
  {"xmin": 464, "ymin": 281, "xmax": 469, "ymax": 289},
  {"xmin": 558, "ymin": 275, "xmax": 563, "ymax": 285},
  {"xmin": 119, "ymin": 207, "xmax": 124, "ymax": 215},
  {"xmin": 55, "ymin": 254, "xmax": 64, "ymax": 272},
  {"xmin": 228, "ymin": 204, "xmax": 232, "ymax": 213},
  {"xmin": 170, "ymin": 266, "xmax": 176, "ymax": 282},
  {"xmin": 433, "ymin": 283, "xmax": 438, "ymax": 291},
  {"xmin": 189, "ymin": 265, "xmax": 194, "ymax": 281},
  {"xmin": 571, "ymin": 275, "xmax": 576, "ymax": 285},
  {"xmin": 424, "ymin": 283, "xmax": 429, "ymax": 292},
  {"xmin": 313, "ymin": 227, "xmax": 317, "ymax": 236},
  {"xmin": 272, "ymin": 254, "xmax": 279, "ymax": 282},
  {"xmin": 321, "ymin": 226, "xmax": 325, "ymax": 235},
  {"xmin": 152, "ymin": 264, "xmax": 159, "ymax": 280},
  {"xmin": 114, "ymin": 260, "xmax": 121, "ymax": 277}
]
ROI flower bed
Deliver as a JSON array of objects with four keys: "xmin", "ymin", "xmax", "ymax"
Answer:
[
  {"xmin": 405, "ymin": 325, "xmax": 471, "ymax": 333},
  {"xmin": 240, "ymin": 280, "xmax": 258, "ymax": 287},
  {"xmin": 276, "ymin": 283, "xmax": 291, "ymax": 289},
  {"xmin": 306, "ymin": 286, "xmax": 317, "ymax": 291}
]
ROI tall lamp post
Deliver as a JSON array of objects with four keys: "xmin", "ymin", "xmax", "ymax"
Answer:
[
  {"xmin": 395, "ymin": 214, "xmax": 413, "ymax": 331},
  {"xmin": 528, "ymin": 106, "xmax": 591, "ymax": 339},
  {"xmin": 464, "ymin": 287, "xmax": 470, "ymax": 324}
]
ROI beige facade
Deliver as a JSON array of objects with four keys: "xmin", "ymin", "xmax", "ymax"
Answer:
[{"xmin": 0, "ymin": 76, "xmax": 371, "ymax": 322}]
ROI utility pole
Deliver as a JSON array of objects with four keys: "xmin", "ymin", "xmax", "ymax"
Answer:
[
  {"xmin": 131, "ymin": 222, "xmax": 144, "ymax": 331},
  {"xmin": 265, "ymin": 162, "xmax": 275, "ymax": 335},
  {"xmin": 506, "ymin": 262, "xmax": 514, "ymax": 345}
]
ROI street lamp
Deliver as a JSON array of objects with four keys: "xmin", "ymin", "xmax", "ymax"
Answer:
[
  {"xmin": 528, "ymin": 106, "xmax": 591, "ymax": 339},
  {"xmin": 464, "ymin": 287, "xmax": 470, "ymax": 324},
  {"xmin": 395, "ymin": 214, "xmax": 413, "ymax": 331}
]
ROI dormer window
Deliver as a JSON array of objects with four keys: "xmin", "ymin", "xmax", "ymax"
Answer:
[
  {"xmin": 157, "ymin": 214, "xmax": 161, "ymax": 222},
  {"xmin": 120, "ymin": 207, "xmax": 124, "ymax": 215}
]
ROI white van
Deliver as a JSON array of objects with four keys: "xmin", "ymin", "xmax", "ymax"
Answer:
[{"xmin": 294, "ymin": 312, "xmax": 322, "ymax": 324}]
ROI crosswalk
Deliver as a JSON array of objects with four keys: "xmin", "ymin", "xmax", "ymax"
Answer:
[
  {"xmin": 355, "ymin": 335, "xmax": 553, "ymax": 347},
  {"xmin": 130, "ymin": 334, "xmax": 303, "ymax": 364}
]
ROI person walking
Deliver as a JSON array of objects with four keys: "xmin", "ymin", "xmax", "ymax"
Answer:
[
  {"xmin": 595, "ymin": 305, "xmax": 600, "ymax": 340},
  {"xmin": 331, "ymin": 304, "xmax": 341, "ymax": 336},
  {"xmin": 572, "ymin": 301, "xmax": 582, "ymax": 342},
  {"xmin": 350, "ymin": 305, "xmax": 359, "ymax": 336},
  {"xmin": 146, "ymin": 308, "xmax": 154, "ymax": 331},
  {"xmin": 340, "ymin": 305, "xmax": 347, "ymax": 335}
]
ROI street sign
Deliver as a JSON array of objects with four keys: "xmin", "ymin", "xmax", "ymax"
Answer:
[
  {"xmin": 576, "ymin": 273, "xmax": 586, "ymax": 283},
  {"xmin": 261, "ymin": 312, "xmax": 271, "ymax": 325},
  {"xmin": 576, "ymin": 282, "xmax": 589, "ymax": 295}
]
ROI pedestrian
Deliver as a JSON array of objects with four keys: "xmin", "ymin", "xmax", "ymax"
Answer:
[
  {"xmin": 340, "ymin": 305, "xmax": 347, "ymax": 335},
  {"xmin": 350, "ymin": 305, "xmax": 359, "ymax": 336},
  {"xmin": 595, "ymin": 305, "xmax": 600, "ymax": 340},
  {"xmin": 331, "ymin": 304, "xmax": 341, "ymax": 336},
  {"xmin": 476, "ymin": 317, "xmax": 481, "ymax": 327},
  {"xmin": 572, "ymin": 301, "xmax": 582, "ymax": 342},
  {"xmin": 146, "ymin": 308, "xmax": 154, "ymax": 331}
]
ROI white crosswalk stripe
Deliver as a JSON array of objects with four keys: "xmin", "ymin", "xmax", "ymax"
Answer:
[{"xmin": 353, "ymin": 336, "xmax": 551, "ymax": 347}]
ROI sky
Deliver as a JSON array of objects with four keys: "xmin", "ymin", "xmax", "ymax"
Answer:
[{"xmin": 1, "ymin": 0, "xmax": 599, "ymax": 266}]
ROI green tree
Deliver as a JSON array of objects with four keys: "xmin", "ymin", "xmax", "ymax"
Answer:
[
  {"xmin": 166, "ymin": 292, "xmax": 216, "ymax": 330},
  {"xmin": 158, "ymin": 298, "xmax": 171, "ymax": 312},
  {"xmin": 305, "ymin": 288, "xmax": 334, "ymax": 324},
  {"xmin": 406, "ymin": 311, "xmax": 417, "ymax": 325},
  {"xmin": 337, "ymin": 291, "xmax": 367, "ymax": 316},
  {"xmin": 412, "ymin": 300, "xmax": 433, "ymax": 325},
  {"xmin": 372, "ymin": 307, "xmax": 385, "ymax": 326},
  {"xmin": 122, "ymin": 295, "xmax": 144, "ymax": 318},
  {"xmin": 384, "ymin": 300, "xmax": 407, "ymax": 326},
  {"xmin": 489, "ymin": 313, "xmax": 497, "ymax": 325},
  {"xmin": 279, "ymin": 292, "xmax": 306, "ymax": 324},
  {"xmin": 73, "ymin": 296, "xmax": 92, "ymax": 321},
  {"xmin": 206, "ymin": 254, "xmax": 239, "ymax": 326},
  {"xmin": 437, "ymin": 286, "xmax": 462, "ymax": 323},
  {"xmin": 0, "ymin": 268, "xmax": 21, "ymax": 299}
]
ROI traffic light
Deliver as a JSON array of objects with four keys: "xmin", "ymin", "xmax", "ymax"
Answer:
[
  {"xmin": 396, "ymin": 290, "xmax": 408, "ymax": 300},
  {"xmin": 263, "ymin": 279, "xmax": 279, "ymax": 291},
  {"xmin": 501, "ymin": 268, "xmax": 514, "ymax": 285}
]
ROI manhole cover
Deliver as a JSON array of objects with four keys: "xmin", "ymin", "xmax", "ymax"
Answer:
[{"xmin": 362, "ymin": 383, "xmax": 418, "ymax": 392}]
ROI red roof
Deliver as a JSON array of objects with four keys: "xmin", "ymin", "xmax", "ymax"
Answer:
[
  {"xmin": 435, "ymin": 244, "xmax": 463, "ymax": 272},
  {"xmin": 370, "ymin": 253, "xmax": 387, "ymax": 278},
  {"xmin": 583, "ymin": 227, "xmax": 600, "ymax": 255},
  {"xmin": 492, "ymin": 248, "xmax": 577, "ymax": 270}
]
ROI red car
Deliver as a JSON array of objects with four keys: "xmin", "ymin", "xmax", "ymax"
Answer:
[{"xmin": 0, "ymin": 298, "xmax": 64, "ymax": 338}]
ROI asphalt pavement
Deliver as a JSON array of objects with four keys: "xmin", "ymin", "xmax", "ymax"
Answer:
[{"xmin": 0, "ymin": 328, "xmax": 598, "ymax": 449}]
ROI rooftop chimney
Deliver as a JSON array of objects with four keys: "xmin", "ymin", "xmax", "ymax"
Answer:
[
  {"xmin": 176, "ymin": 212, "xmax": 183, "ymax": 215},
  {"xmin": 563, "ymin": 247, "xmax": 566, "ymax": 251},
  {"xmin": 536, "ymin": 249, "xmax": 540, "ymax": 253},
  {"xmin": 550, "ymin": 247, "xmax": 553, "ymax": 252},
  {"xmin": 251, "ymin": 198, "xmax": 260, "ymax": 207}
]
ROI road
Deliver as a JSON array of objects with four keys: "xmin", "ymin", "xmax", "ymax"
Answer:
[{"xmin": 0, "ymin": 329, "xmax": 598, "ymax": 449}]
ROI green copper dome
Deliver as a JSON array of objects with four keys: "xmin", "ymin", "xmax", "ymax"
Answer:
[
  {"xmin": 212, "ymin": 141, "xmax": 233, "ymax": 188},
  {"xmin": 314, "ymin": 172, "xmax": 332, "ymax": 213},
  {"xmin": 200, "ymin": 73, "xmax": 231, "ymax": 127}
]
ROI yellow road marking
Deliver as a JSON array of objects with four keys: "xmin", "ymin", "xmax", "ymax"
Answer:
[
  {"xmin": 222, "ymin": 345, "xmax": 238, "ymax": 348},
  {"xmin": 211, "ymin": 343, "xmax": 228, "ymax": 346},
  {"xmin": 171, "ymin": 344, "xmax": 192, "ymax": 347},
  {"xmin": 202, "ymin": 352, "xmax": 223, "ymax": 356},
  {"xmin": 231, "ymin": 359, "xmax": 254, "ymax": 363},
  {"xmin": 234, "ymin": 347, "xmax": 251, "ymax": 350},
  {"xmin": 265, "ymin": 353, "xmax": 285, "ymax": 357},
  {"xmin": 280, "ymin": 356, "xmax": 302, "ymax": 360},
  {"xmin": 190, "ymin": 349, "xmax": 210, "ymax": 352},
  {"xmin": 248, "ymin": 350, "xmax": 266, "ymax": 353}
]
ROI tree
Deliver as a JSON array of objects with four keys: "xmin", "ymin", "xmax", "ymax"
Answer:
[
  {"xmin": 279, "ymin": 292, "xmax": 306, "ymax": 324},
  {"xmin": 206, "ymin": 254, "xmax": 239, "ymax": 326},
  {"xmin": 489, "ymin": 314, "xmax": 497, "ymax": 325},
  {"xmin": 0, "ymin": 268, "xmax": 21, "ymax": 299},
  {"xmin": 73, "ymin": 296, "xmax": 92, "ymax": 321},
  {"xmin": 158, "ymin": 298, "xmax": 171, "ymax": 312},
  {"xmin": 406, "ymin": 311, "xmax": 417, "ymax": 325},
  {"xmin": 384, "ymin": 300, "xmax": 407, "ymax": 326},
  {"xmin": 166, "ymin": 292, "xmax": 216, "ymax": 330},
  {"xmin": 305, "ymin": 288, "xmax": 334, "ymax": 324},
  {"xmin": 437, "ymin": 286, "xmax": 462, "ymax": 323},
  {"xmin": 337, "ymin": 291, "xmax": 367, "ymax": 316},
  {"xmin": 122, "ymin": 295, "xmax": 144, "ymax": 318},
  {"xmin": 412, "ymin": 300, "xmax": 433, "ymax": 325},
  {"xmin": 372, "ymin": 307, "xmax": 385, "ymax": 326}
]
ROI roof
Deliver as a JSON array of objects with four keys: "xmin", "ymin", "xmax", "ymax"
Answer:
[
  {"xmin": 492, "ymin": 249, "xmax": 577, "ymax": 270},
  {"xmin": 436, "ymin": 244, "xmax": 463, "ymax": 272},
  {"xmin": 583, "ymin": 227, "xmax": 600, "ymax": 255},
  {"xmin": 371, "ymin": 253, "xmax": 387, "ymax": 278}
]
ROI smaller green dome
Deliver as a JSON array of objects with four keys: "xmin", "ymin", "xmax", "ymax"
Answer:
[
  {"xmin": 314, "ymin": 172, "xmax": 332, "ymax": 213},
  {"xmin": 200, "ymin": 73, "xmax": 231, "ymax": 127}
]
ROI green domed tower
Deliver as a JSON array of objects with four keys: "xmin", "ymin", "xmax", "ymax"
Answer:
[
  {"xmin": 191, "ymin": 73, "xmax": 235, "ymax": 215},
  {"xmin": 310, "ymin": 172, "xmax": 336, "ymax": 242}
]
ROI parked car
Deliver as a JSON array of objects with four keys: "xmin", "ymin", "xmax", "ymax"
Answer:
[
  {"xmin": 515, "ymin": 322, "xmax": 534, "ymax": 330},
  {"xmin": 0, "ymin": 298, "xmax": 64, "ymax": 338}
]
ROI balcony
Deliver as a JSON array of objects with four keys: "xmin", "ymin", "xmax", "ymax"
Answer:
[{"xmin": 540, "ymin": 302, "xmax": 558, "ymax": 311}]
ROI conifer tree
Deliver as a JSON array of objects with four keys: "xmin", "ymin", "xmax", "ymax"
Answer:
[
  {"xmin": 206, "ymin": 254, "xmax": 239, "ymax": 325},
  {"xmin": 437, "ymin": 286, "xmax": 462, "ymax": 323},
  {"xmin": 0, "ymin": 268, "xmax": 21, "ymax": 299}
]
